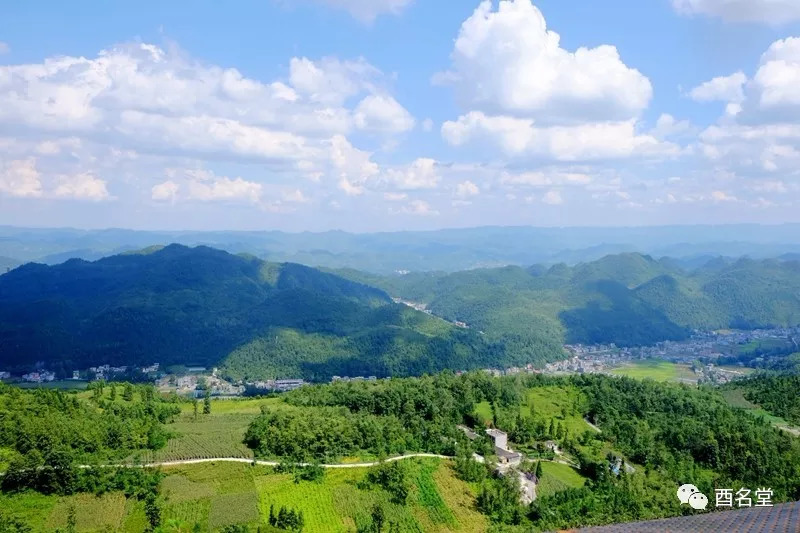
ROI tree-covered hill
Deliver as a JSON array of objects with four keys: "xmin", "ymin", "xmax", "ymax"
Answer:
[
  {"xmin": 334, "ymin": 254, "xmax": 800, "ymax": 349},
  {"xmin": 0, "ymin": 245, "xmax": 505, "ymax": 380}
]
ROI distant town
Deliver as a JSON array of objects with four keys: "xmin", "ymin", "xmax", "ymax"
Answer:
[{"xmin": 2, "ymin": 327, "xmax": 797, "ymax": 394}]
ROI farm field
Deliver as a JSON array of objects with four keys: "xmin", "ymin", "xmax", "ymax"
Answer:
[
  {"xmin": 535, "ymin": 461, "xmax": 587, "ymax": 499},
  {"xmin": 130, "ymin": 397, "xmax": 304, "ymax": 463},
  {"xmin": 609, "ymin": 359, "xmax": 696, "ymax": 382},
  {"xmin": 0, "ymin": 459, "xmax": 484, "ymax": 532},
  {"xmin": 134, "ymin": 413, "xmax": 257, "ymax": 463}
]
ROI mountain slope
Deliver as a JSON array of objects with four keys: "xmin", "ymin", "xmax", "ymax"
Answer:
[
  {"xmin": 0, "ymin": 245, "xmax": 500, "ymax": 379},
  {"xmin": 334, "ymin": 254, "xmax": 800, "ymax": 349}
]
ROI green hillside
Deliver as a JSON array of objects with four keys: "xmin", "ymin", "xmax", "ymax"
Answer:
[
  {"xmin": 335, "ymin": 254, "xmax": 800, "ymax": 349},
  {"xmin": 0, "ymin": 245, "xmax": 503, "ymax": 380}
]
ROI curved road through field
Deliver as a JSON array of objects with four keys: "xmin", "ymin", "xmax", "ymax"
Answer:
[{"xmin": 85, "ymin": 453, "xmax": 453, "ymax": 470}]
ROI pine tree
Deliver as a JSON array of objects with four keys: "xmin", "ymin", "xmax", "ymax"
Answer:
[
  {"xmin": 535, "ymin": 460, "xmax": 543, "ymax": 481},
  {"xmin": 203, "ymin": 389, "xmax": 211, "ymax": 414},
  {"xmin": 371, "ymin": 504, "xmax": 385, "ymax": 532},
  {"xmin": 268, "ymin": 504, "xmax": 276, "ymax": 526},
  {"xmin": 109, "ymin": 385, "xmax": 117, "ymax": 401},
  {"xmin": 193, "ymin": 399, "xmax": 199, "ymax": 421}
]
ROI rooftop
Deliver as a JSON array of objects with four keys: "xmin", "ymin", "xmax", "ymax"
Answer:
[{"xmin": 576, "ymin": 500, "xmax": 800, "ymax": 532}]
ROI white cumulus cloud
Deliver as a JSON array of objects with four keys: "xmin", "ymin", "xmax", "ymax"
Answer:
[
  {"xmin": 353, "ymin": 94, "xmax": 415, "ymax": 133},
  {"xmin": 689, "ymin": 72, "xmax": 747, "ymax": 103},
  {"xmin": 53, "ymin": 172, "xmax": 110, "ymax": 201},
  {"xmin": 151, "ymin": 180, "xmax": 180, "ymax": 202},
  {"xmin": 456, "ymin": 180, "xmax": 480, "ymax": 197},
  {"xmin": 0, "ymin": 159, "xmax": 43, "ymax": 198},
  {"xmin": 442, "ymin": 112, "xmax": 674, "ymax": 161},
  {"xmin": 437, "ymin": 0, "xmax": 652, "ymax": 123}
]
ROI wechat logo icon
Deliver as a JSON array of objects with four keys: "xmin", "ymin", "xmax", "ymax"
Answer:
[{"xmin": 677, "ymin": 484, "xmax": 708, "ymax": 510}]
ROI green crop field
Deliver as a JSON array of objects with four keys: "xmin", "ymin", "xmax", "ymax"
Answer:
[
  {"xmin": 609, "ymin": 359, "xmax": 696, "ymax": 382},
  {"xmin": 535, "ymin": 461, "xmax": 587, "ymax": 499},
  {"xmin": 133, "ymin": 413, "xmax": 256, "ymax": 463}
]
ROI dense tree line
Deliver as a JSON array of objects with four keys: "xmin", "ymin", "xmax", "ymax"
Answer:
[
  {"xmin": 0, "ymin": 383, "xmax": 177, "ymax": 497},
  {"xmin": 245, "ymin": 372, "xmax": 521, "ymax": 460},
  {"xmin": 735, "ymin": 374, "xmax": 800, "ymax": 425}
]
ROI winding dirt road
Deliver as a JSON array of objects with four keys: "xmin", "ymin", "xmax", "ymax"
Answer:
[{"xmin": 83, "ymin": 453, "xmax": 453, "ymax": 470}]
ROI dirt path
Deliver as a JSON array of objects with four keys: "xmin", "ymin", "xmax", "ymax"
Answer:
[{"xmin": 80, "ymin": 453, "xmax": 453, "ymax": 470}]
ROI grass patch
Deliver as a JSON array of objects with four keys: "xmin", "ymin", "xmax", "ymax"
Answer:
[
  {"xmin": 209, "ymin": 491, "xmax": 261, "ymax": 530},
  {"xmin": 257, "ymin": 469, "xmax": 362, "ymax": 533},
  {"xmin": 45, "ymin": 492, "xmax": 127, "ymax": 532},
  {"xmin": 0, "ymin": 492, "xmax": 58, "ymax": 531},
  {"xmin": 522, "ymin": 386, "xmax": 592, "ymax": 437},
  {"xmin": 473, "ymin": 401, "xmax": 492, "ymax": 425},
  {"xmin": 536, "ymin": 462, "xmax": 587, "ymax": 499},
  {"xmin": 610, "ymin": 359, "xmax": 678, "ymax": 381},
  {"xmin": 432, "ymin": 462, "xmax": 488, "ymax": 533},
  {"xmin": 413, "ymin": 459, "xmax": 457, "ymax": 528},
  {"xmin": 164, "ymin": 498, "xmax": 212, "ymax": 530},
  {"xmin": 162, "ymin": 474, "xmax": 215, "ymax": 504}
]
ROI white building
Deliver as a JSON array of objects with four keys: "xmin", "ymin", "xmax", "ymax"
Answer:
[{"xmin": 486, "ymin": 428, "xmax": 522, "ymax": 465}]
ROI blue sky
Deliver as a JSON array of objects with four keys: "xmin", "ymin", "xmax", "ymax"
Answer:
[{"xmin": 1, "ymin": 0, "xmax": 800, "ymax": 231}]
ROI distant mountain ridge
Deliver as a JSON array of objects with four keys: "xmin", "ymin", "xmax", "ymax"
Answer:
[
  {"xmin": 3, "ymin": 224, "xmax": 800, "ymax": 273},
  {"xmin": 0, "ymin": 245, "xmax": 507, "ymax": 380},
  {"xmin": 335, "ymin": 253, "xmax": 800, "ymax": 349}
]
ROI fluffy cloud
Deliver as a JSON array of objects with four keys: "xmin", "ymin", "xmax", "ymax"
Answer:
[
  {"xmin": 288, "ymin": 56, "xmax": 380, "ymax": 105},
  {"xmin": 0, "ymin": 159, "xmax": 43, "ymax": 198},
  {"xmin": 151, "ymin": 180, "xmax": 180, "ymax": 202},
  {"xmin": 53, "ymin": 172, "xmax": 110, "ymax": 201},
  {"xmin": 160, "ymin": 169, "xmax": 262, "ymax": 203},
  {"xmin": 694, "ymin": 38, "xmax": 800, "ymax": 178},
  {"xmin": 672, "ymin": 0, "xmax": 800, "ymax": 24},
  {"xmin": 689, "ymin": 72, "xmax": 747, "ymax": 102},
  {"xmin": 353, "ymin": 94, "xmax": 415, "ymax": 133},
  {"xmin": 437, "ymin": 0, "xmax": 652, "ymax": 122},
  {"xmin": 455, "ymin": 180, "xmax": 480, "ymax": 197},
  {"xmin": 442, "ymin": 112, "xmax": 674, "ymax": 161},
  {"xmin": 542, "ymin": 190, "xmax": 563, "ymax": 205},
  {"xmin": 437, "ymin": 1, "xmax": 672, "ymax": 164},
  {"xmin": 0, "ymin": 43, "xmax": 413, "ymax": 169},
  {"xmin": 383, "ymin": 158, "xmax": 440, "ymax": 190},
  {"xmin": 309, "ymin": 0, "xmax": 414, "ymax": 23},
  {"xmin": 329, "ymin": 135, "xmax": 380, "ymax": 195},
  {"xmin": 0, "ymin": 42, "xmax": 422, "ymax": 213}
]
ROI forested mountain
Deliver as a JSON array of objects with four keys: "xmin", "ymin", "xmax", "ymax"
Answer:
[
  {"xmin": 0, "ymin": 245, "xmax": 509, "ymax": 380},
  {"xmin": 335, "ymin": 253, "xmax": 800, "ymax": 349}
]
